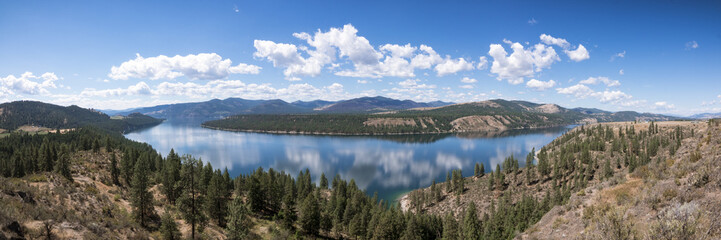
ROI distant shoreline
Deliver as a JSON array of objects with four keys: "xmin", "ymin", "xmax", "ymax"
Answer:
[{"xmin": 200, "ymin": 123, "xmax": 567, "ymax": 136}]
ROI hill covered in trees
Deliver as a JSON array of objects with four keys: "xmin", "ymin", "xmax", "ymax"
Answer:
[
  {"xmin": 0, "ymin": 101, "xmax": 163, "ymax": 133},
  {"xmin": 202, "ymin": 99, "xmax": 682, "ymax": 135},
  {"xmin": 0, "ymin": 117, "xmax": 719, "ymax": 239},
  {"xmin": 112, "ymin": 96, "xmax": 455, "ymax": 120}
]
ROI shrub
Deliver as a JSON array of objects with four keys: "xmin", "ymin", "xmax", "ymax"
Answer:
[{"xmin": 648, "ymin": 203, "xmax": 702, "ymax": 240}]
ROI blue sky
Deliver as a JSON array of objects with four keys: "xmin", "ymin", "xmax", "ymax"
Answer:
[{"xmin": 0, "ymin": 0, "xmax": 719, "ymax": 115}]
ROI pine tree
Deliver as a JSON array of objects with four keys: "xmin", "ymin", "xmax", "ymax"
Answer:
[
  {"xmin": 163, "ymin": 149, "xmax": 182, "ymax": 204},
  {"xmin": 226, "ymin": 196, "xmax": 253, "ymax": 240},
  {"xmin": 121, "ymin": 149, "xmax": 134, "ymax": 186},
  {"xmin": 474, "ymin": 162, "xmax": 481, "ymax": 177},
  {"xmin": 278, "ymin": 184, "xmax": 296, "ymax": 230},
  {"xmin": 206, "ymin": 170, "xmax": 229, "ymax": 227},
  {"xmin": 54, "ymin": 146, "xmax": 72, "ymax": 181},
  {"xmin": 462, "ymin": 202, "xmax": 481, "ymax": 239},
  {"xmin": 159, "ymin": 211, "xmax": 181, "ymax": 240},
  {"xmin": 177, "ymin": 155, "xmax": 207, "ymax": 239},
  {"xmin": 442, "ymin": 212, "xmax": 459, "ymax": 240},
  {"xmin": 400, "ymin": 215, "xmax": 422, "ymax": 240},
  {"xmin": 604, "ymin": 159, "xmax": 613, "ymax": 179},
  {"xmin": 110, "ymin": 153, "xmax": 120, "ymax": 185},
  {"xmin": 320, "ymin": 172, "xmax": 328, "ymax": 189},
  {"xmin": 131, "ymin": 156, "xmax": 154, "ymax": 228},
  {"xmin": 299, "ymin": 194, "xmax": 320, "ymax": 235}
]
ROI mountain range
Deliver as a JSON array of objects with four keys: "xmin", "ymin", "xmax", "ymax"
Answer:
[{"xmin": 109, "ymin": 96, "xmax": 455, "ymax": 120}]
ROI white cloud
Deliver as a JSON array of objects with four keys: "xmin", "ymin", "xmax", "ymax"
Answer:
[
  {"xmin": 108, "ymin": 53, "xmax": 260, "ymax": 80},
  {"xmin": 398, "ymin": 79, "xmax": 436, "ymax": 89},
  {"xmin": 525, "ymin": 79, "xmax": 556, "ymax": 91},
  {"xmin": 357, "ymin": 79, "xmax": 369, "ymax": 84},
  {"xmin": 460, "ymin": 77, "xmax": 477, "ymax": 83},
  {"xmin": 619, "ymin": 69, "xmax": 624, "ymax": 75},
  {"xmin": 579, "ymin": 76, "xmax": 620, "ymax": 87},
  {"xmin": 488, "ymin": 41, "xmax": 559, "ymax": 84},
  {"xmin": 528, "ymin": 18, "xmax": 538, "ymax": 25},
  {"xmin": 81, "ymin": 81, "xmax": 151, "ymax": 97},
  {"xmin": 565, "ymin": 44, "xmax": 590, "ymax": 62},
  {"xmin": 539, "ymin": 34, "xmax": 570, "ymax": 49},
  {"xmin": 610, "ymin": 51, "xmax": 626, "ymax": 61},
  {"xmin": 477, "ymin": 56, "xmax": 488, "ymax": 70},
  {"xmin": 255, "ymin": 24, "xmax": 473, "ymax": 80},
  {"xmin": 460, "ymin": 85, "xmax": 473, "ymax": 89},
  {"xmin": 556, "ymin": 83, "xmax": 637, "ymax": 106},
  {"xmin": 654, "ymin": 101, "xmax": 675, "ymax": 110},
  {"xmin": 434, "ymin": 57, "xmax": 474, "ymax": 76},
  {"xmin": 0, "ymin": 72, "xmax": 59, "ymax": 96},
  {"xmin": 686, "ymin": 41, "xmax": 699, "ymax": 49}
]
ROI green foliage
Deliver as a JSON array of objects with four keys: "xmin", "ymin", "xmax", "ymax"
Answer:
[
  {"xmin": 226, "ymin": 196, "xmax": 253, "ymax": 240},
  {"xmin": 462, "ymin": 202, "xmax": 481, "ymax": 240},
  {"xmin": 54, "ymin": 146, "xmax": 73, "ymax": 181},
  {"xmin": 159, "ymin": 211, "xmax": 181, "ymax": 240},
  {"xmin": 206, "ymin": 169, "xmax": 229, "ymax": 227},
  {"xmin": 299, "ymin": 194, "xmax": 320, "ymax": 235},
  {"xmin": 176, "ymin": 155, "xmax": 207, "ymax": 239},
  {"xmin": 131, "ymin": 154, "xmax": 155, "ymax": 227},
  {"xmin": 442, "ymin": 212, "xmax": 459, "ymax": 240}
]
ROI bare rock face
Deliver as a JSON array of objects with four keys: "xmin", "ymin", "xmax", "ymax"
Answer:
[
  {"xmin": 535, "ymin": 104, "xmax": 562, "ymax": 114},
  {"xmin": 450, "ymin": 115, "xmax": 510, "ymax": 132}
]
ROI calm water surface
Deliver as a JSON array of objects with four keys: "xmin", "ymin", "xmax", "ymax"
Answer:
[{"xmin": 125, "ymin": 120, "xmax": 572, "ymax": 202}]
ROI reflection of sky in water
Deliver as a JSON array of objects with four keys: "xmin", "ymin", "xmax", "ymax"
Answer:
[{"xmin": 125, "ymin": 120, "xmax": 571, "ymax": 202}]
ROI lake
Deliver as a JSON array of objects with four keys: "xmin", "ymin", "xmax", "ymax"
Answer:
[{"xmin": 125, "ymin": 120, "xmax": 572, "ymax": 202}]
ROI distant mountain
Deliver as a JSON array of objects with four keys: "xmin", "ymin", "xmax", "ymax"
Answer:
[
  {"xmin": 0, "ymin": 101, "xmax": 162, "ymax": 133},
  {"xmin": 689, "ymin": 112, "xmax": 721, "ymax": 119},
  {"xmin": 114, "ymin": 96, "xmax": 455, "ymax": 120},
  {"xmin": 203, "ymin": 99, "xmax": 683, "ymax": 135}
]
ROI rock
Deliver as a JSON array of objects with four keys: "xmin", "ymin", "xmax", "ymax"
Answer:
[{"xmin": 3, "ymin": 221, "xmax": 23, "ymax": 238}]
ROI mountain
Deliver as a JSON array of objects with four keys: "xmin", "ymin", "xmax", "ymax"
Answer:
[
  {"xmin": 0, "ymin": 100, "xmax": 163, "ymax": 133},
  {"xmin": 203, "ymin": 99, "xmax": 683, "ymax": 135},
  {"xmin": 689, "ymin": 112, "xmax": 721, "ymax": 119},
  {"xmin": 114, "ymin": 96, "xmax": 455, "ymax": 120}
]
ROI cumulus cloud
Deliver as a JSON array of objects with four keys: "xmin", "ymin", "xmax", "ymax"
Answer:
[
  {"xmin": 525, "ymin": 79, "xmax": 556, "ymax": 91},
  {"xmin": 477, "ymin": 56, "xmax": 488, "ymax": 70},
  {"xmin": 254, "ymin": 24, "xmax": 474, "ymax": 80},
  {"xmin": 686, "ymin": 41, "xmax": 699, "ymax": 49},
  {"xmin": 565, "ymin": 44, "xmax": 590, "ymax": 62},
  {"xmin": 356, "ymin": 79, "xmax": 369, "ymax": 84},
  {"xmin": 654, "ymin": 101, "xmax": 675, "ymax": 110},
  {"xmin": 528, "ymin": 18, "xmax": 538, "ymax": 25},
  {"xmin": 434, "ymin": 57, "xmax": 474, "ymax": 76},
  {"xmin": 556, "ymin": 83, "xmax": 636, "ymax": 106},
  {"xmin": 488, "ymin": 41, "xmax": 559, "ymax": 84},
  {"xmin": 619, "ymin": 69, "xmax": 624, "ymax": 75},
  {"xmin": 460, "ymin": 85, "xmax": 473, "ymax": 89},
  {"xmin": 108, "ymin": 53, "xmax": 260, "ymax": 80},
  {"xmin": 81, "ymin": 82, "xmax": 151, "ymax": 97},
  {"xmin": 460, "ymin": 77, "xmax": 477, "ymax": 83},
  {"xmin": 579, "ymin": 76, "xmax": 620, "ymax": 87},
  {"xmin": 0, "ymin": 72, "xmax": 59, "ymax": 96},
  {"xmin": 539, "ymin": 34, "xmax": 570, "ymax": 49}
]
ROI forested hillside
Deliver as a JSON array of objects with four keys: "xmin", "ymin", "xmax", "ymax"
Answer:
[
  {"xmin": 203, "ymin": 99, "xmax": 682, "ymax": 135},
  {"xmin": 401, "ymin": 120, "xmax": 721, "ymax": 239},
  {"xmin": 0, "ymin": 101, "xmax": 163, "ymax": 133}
]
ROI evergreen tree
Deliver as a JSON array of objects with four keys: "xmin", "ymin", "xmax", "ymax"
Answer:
[
  {"xmin": 320, "ymin": 172, "xmax": 328, "ymax": 189},
  {"xmin": 299, "ymin": 194, "xmax": 320, "ymax": 235},
  {"xmin": 278, "ymin": 184, "xmax": 296, "ymax": 230},
  {"xmin": 206, "ymin": 170, "xmax": 229, "ymax": 227},
  {"xmin": 442, "ymin": 212, "xmax": 459, "ymax": 240},
  {"xmin": 110, "ymin": 153, "xmax": 120, "ymax": 185},
  {"xmin": 604, "ymin": 159, "xmax": 613, "ymax": 179},
  {"xmin": 54, "ymin": 146, "xmax": 72, "ymax": 181},
  {"xmin": 163, "ymin": 149, "xmax": 182, "ymax": 204},
  {"xmin": 176, "ymin": 155, "xmax": 207, "ymax": 239},
  {"xmin": 226, "ymin": 195, "xmax": 253, "ymax": 240},
  {"xmin": 462, "ymin": 202, "xmax": 481, "ymax": 240},
  {"xmin": 159, "ymin": 211, "xmax": 181, "ymax": 240},
  {"xmin": 400, "ymin": 215, "xmax": 422, "ymax": 240},
  {"xmin": 131, "ymin": 156, "xmax": 155, "ymax": 228},
  {"xmin": 474, "ymin": 163, "xmax": 481, "ymax": 177}
]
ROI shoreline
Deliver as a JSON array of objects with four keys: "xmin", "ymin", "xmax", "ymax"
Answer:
[{"xmin": 200, "ymin": 123, "xmax": 570, "ymax": 136}]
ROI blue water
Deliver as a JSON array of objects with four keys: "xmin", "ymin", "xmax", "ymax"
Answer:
[{"xmin": 125, "ymin": 120, "xmax": 571, "ymax": 202}]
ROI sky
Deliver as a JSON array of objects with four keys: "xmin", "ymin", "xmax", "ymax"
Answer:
[{"xmin": 0, "ymin": 0, "xmax": 719, "ymax": 116}]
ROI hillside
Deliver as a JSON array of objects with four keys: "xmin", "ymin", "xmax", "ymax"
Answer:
[
  {"xmin": 0, "ymin": 101, "xmax": 163, "ymax": 133},
  {"xmin": 112, "ymin": 96, "xmax": 453, "ymax": 120},
  {"xmin": 202, "ymin": 99, "xmax": 682, "ymax": 135},
  {"xmin": 399, "ymin": 120, "xmax": 721, "ymax": 239}
]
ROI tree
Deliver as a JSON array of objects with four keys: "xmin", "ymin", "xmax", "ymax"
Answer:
[
  {"xmin": 131, "ymin": 156, "xmax": 155, "ymax": 227},
  {"xmin": 538, "ymin": 149, "xmax": 550, "ymax": 177},
  {"xmin": 176, "ymin": 155, "xmax": 207, "ymax": 239},
  {"xmin": 54, "ymin": 146, "xmax": 72, "ymax": 181},
  {"xmin": 462, "ymin": 202, "xmax": 481, "ymax": 239},
  {"xmin": 526, "ymin": 148, "xmax": 536, "ymax": 184},
  {"xmin": 442, "ymin": 212, "xmax": 459, "ymax": 240},
  {"xmin": 474, "ymin": 163, "xmax": 482, "ymax": 177},
  {"xmin": 299, "ymin": 194, "xmax": 320, "ymax": 235},
  {"xmin": 159, "ymin": 211, "xmax": 181, "ymax": 240},
  {"xmin": 226, "ymin": 196, "xmax": 253, "ymax": 240},
  {"xmin": 206, "ymin": 170, "xmax": 229, "ymax": 227},
  {"xmin": 110, "ymin": 153, "xmax": 120, "ymax": 185},
  {"xmin": 320, "ymin": 172, "xmax": 328, "ymax": 189},
  {"xmin": 401, "ymin": 215, "xmax": 422, "ymax": 240},
  {"xmin": 163, "ymin": 149, "xmax": 182, "ymax": 204}
]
